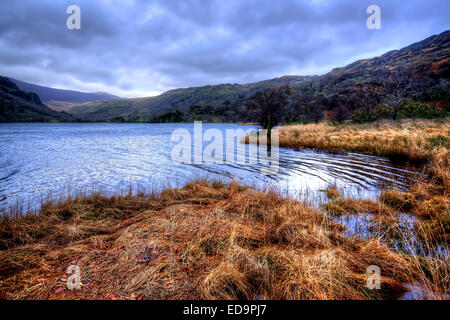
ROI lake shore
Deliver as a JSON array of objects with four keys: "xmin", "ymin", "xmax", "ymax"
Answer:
[
  {"xmin": 0, "ymin": 180, "xmax": 422, "ymax": 300},
  {"xmin": 0, "ymin": 119, "xmax": 448, "ymax": 300},
  {"xmin": 275, "ymin": 119, "xmax": 449, "ymax": 236}
]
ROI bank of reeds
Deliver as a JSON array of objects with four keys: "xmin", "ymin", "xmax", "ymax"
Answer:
[
  {"xmin": 1, "ymin": 180, "xmax": 420, "ymax": 300},
  {"xmin": 256, "ymin": 119, "xmax": 449, "ymax": 236},
  {"xmin": 243, "ymin": 119, "xmax": 449, "ymax": 298}
]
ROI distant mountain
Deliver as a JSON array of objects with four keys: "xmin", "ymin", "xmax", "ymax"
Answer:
[
  {"xmin": 69, "ymin": 75, "xmax": 314, "ymax": 121},
  {"xmin": 69, "ymin": 30, "xmax": 449, "ymax": 122},
  {"xmin": 8, "ymin": 78, "xmax": 120, "ymax": 108},
  {"xmin": 0, "ymin": 77, "xmax": 77, "ymax": 122}
]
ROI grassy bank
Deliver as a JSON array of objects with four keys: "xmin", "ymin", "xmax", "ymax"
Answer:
[
  {"xmin": 0, "ymin": 180, "xmax": 427, "ymax": 300},
  {"xmin": 277, "ymin": 119, "xmax": 449, "ymax": 163},
  {"xmin": 272, "ymin": 119, "xmax": 449, "ymax": 236},
  {"xmin": 1, "ymin": 119, "xmax": 448, "ymax": 300}
]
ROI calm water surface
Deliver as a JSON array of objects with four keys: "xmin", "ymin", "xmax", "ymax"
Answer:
[{"xmin": 0, "ymin": 123, "xmax": 424, "ymax": 212}]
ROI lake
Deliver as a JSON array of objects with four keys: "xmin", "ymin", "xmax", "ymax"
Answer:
[{"xmin": 0, "ymin": 123, "xmax": 423, "ymax": 212}]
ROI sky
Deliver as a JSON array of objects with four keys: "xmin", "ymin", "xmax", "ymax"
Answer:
[{"xmin": 0, "ymin": 0, "xmax": 449, "ymax": 98}]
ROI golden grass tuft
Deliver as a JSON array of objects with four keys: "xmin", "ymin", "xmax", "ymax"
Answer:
[
  {"xmin": 266, "ymin": 119, "xmax": 449, "ymax": 235},
  {"xmin": 0, "ymin": 180, "xmax": 418, "ymax": 300},
  {"xmin": 322, "ymin": 198, "xmax": 393, "ymax": 216},
  {"xmin": 322, "ymin": 185, "xmax": 341, "ymax": 200}
]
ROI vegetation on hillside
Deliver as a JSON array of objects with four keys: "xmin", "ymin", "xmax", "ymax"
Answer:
[
  {"xmin": 0, "ymin": 77, "xmax": 77, "ymax": 123},
  {"xmin": 68, "ymin": 30, "xmax": 449, "ymax": 123}
]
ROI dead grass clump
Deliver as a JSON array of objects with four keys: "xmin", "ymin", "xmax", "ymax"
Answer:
[
  {"xmin": 322, "ymin": 198, "xmax": 392, "ymax": 216},
  {"xmin": 378, "ymin": 190, "xmax": 414, "ymax": 211},
  {"xmin": 322, "ymin": 185, "xmax": 341, "ymax": 200},
  {"xmin": 0, "ymin": 180, "xmax": 414, "ymax": 300},
  {"xmin": 202, "ymin": 262, "xmax": 252, "ymax": 300},
  {"xmin": 271, "ymin": 219, "xmax": 332, "ymax": 249}
]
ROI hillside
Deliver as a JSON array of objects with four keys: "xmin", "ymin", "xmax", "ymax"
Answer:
[
  {"xmin": 66, "ymin": 30, "xmax": 449, "ymax": 122},
  {"xmin": 0, "ymin": 77, "xmax": 77, "ymax": 122},
  {"xmin": 12, "ymin": 30, "xmax": 450, "ymax": 123},
  {"xmin": 9, "ymin": 78, "xmax": 120, "ymax": 111},
  {"xmin": 68, "ymin": 75, "xmax": 314, "ymax": 121}
]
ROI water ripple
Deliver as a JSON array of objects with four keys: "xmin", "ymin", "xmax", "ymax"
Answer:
[{"xmin": 0, "ymin": 123, "xmax": 424, "ymax": 211}]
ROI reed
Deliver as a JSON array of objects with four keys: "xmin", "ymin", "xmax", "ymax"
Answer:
[
  {"xmin": 269, "ymin": 119, "xmax": 449, "ymax": 234},
  {"xmin": 1, "ymin": 180, "xmax": 417, "ymax": 300}
]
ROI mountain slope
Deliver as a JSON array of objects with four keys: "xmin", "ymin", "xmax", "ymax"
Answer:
[
  {"xmin": 54, "ymin": 30, "xmax": 450, "ymax": 121},
  {"xmin": 9, "ymin": 78, "xmax": 120, "ymax": 106},
  {"xmin": 68, "ymin": 76, "xmax": 315, "ymax": 121},
  {"xmin": 0, "ymin": 77, "xmax": 77, "ymax": 122}
]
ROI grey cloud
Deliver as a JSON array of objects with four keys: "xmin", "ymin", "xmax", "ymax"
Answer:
[{"xmin": 0, "ymin": 0, "xmax": 449, "ymax": 97}]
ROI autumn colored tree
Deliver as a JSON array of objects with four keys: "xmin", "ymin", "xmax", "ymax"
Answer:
[{"xmin": 291, "ymin": 92, "xmax": 326, "ymax": 124}]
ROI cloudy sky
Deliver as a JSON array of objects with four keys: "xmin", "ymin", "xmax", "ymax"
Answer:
[{"xmin": 0, "ymin": 0, "xmax": 449, "ymax": 98}]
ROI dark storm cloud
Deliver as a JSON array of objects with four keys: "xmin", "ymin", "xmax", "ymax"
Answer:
[{"xmin": 0, "ymin": 0, "xmax": 449, "ymax": 97}]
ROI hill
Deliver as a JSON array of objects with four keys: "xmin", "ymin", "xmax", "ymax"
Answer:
[
  {"xmin": 0, "ymin": 77, "xmax": 77, "ymax": 122},
  {"xmin": 15, "ymin": 30, "xmax": 450, "ymax": 122},
  {"xmin": 8, "ymin": 78, "xmax": 120, "ymax": 110},
  {"xmin": 68, "ymin": 75, "xmax": 314, "ymax": 121}
]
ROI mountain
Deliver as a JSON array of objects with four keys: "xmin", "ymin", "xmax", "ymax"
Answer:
[
  {"xmin": 69, "ymin": 30, "xmax": 449, "ymax": 122},
  {"xmin": 8, "ymin": 78, "xmax": 120, "ymax": 110},
  {"xmin": 14, "ymin": 30, "xmax": 450, "ymax": 122},
  {"xmin": 68, "ymin": 75, "xmax": 315, "ymax": 121},
  {"xmin": 0, "ymin": 77, "xmax": 77, "ymax": 122}
]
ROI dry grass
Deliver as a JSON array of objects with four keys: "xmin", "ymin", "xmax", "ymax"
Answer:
[
  {"xmin": 0, "ymin": 180, "xmax": 416, "ymax": 300},
  {"xmin": 272, "ymin": 119, "xmax": 449, "ymax": 235},
  {"xmin": 322, "ymin": 198, "xmax": 393, "ymax": 216},
  {"xmin": 1, "ymin": 119, "xmax": 448, "ymax": 300},
  {"xmin": 321, "ymin": 185, "xmax": 341, "ymax": 200},
  {"xmin": 246, "ymin": 119, "xmax": 449, "ymax": 298},
  {"xmin": 277, "ymin": 119, "xmax": 449, "ymax": 163}
]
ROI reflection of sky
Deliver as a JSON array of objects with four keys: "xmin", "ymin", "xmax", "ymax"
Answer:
[
  {"xmin": 332, "ymin": 213, "xmax": 448, "ymax": 259},
  {"xmin": 0, "ymin": 123, "xmax": 423, "ymax": 211}
]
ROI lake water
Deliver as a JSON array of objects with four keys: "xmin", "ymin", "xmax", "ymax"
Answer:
[{"xmin": 0, "ymin": 123, "xmax": 423, "ymax": 212}]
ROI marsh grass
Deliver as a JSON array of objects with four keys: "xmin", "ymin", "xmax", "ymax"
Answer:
[
  {"xmin": 268, "ymin": 119, "xmax": 449, "ymax": 233},
  {"xmin": 0, "ymin": 180, "xmax": 421, "ymax": 300},
  {"xmin": 1, "ymin": 119, "xmax": 448, "ymax": 300},
  {"xmin": 276, "ymin": 119, "xmax": 449, "ymax": 163}
]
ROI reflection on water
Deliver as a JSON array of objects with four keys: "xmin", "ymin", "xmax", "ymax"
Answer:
[
  {"xmin": 0, "ymin": 123, "xmax": 444, "ymax": 300},
  {"xmin": 401, "ymin": 283, "xmax": 450, "ymax": 300},
  {"xmin": 0, "ymin": 123, "xmax": 424, "ymax": 211},
  {"xmin": 332, "ymin": 213, "xmax": 448, "ymax": 259}
]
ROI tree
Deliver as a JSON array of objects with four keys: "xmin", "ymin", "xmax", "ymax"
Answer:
[
  {"xmin": 380, "ymin": 69, "xmax": 414, "ymax": 120},
  {"xmin": 250, "ymin": 84, "xmax": 289, "ymax": 142},
  {"xmin": 350, "ymin": 85, "xmax": 382, "ymax": 123},
  {"xmin": 334, "ymin": 105, "xmax": 351, "ymax": 122},
  {"xmin": 291, "ymin": 92, "xmax": 326, "ymax": 124}
]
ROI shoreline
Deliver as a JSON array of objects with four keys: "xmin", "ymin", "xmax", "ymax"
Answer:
[
  {"xmin": 0, "ymin": 180, "xmax": 422, "ymax": 300},
  {"xmin": 0, "ymin": 119, "xmax": 448, "ymax": 300}
]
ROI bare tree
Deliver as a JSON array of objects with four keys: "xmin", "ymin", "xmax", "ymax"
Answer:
[
  {"xmin": 250, "ymin": 84, "xmax": 289, "ymax": 142},
  {"xmin": 350, "ymin": 85, "xmax": 382, "ymax": 122},
  {"xmin": 334, "ymin": 105, "xmax": 351, "ymax": 122},
  {"xmin": 381, "ymin": 69, "xmax": 414, "ymax": 120}
]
